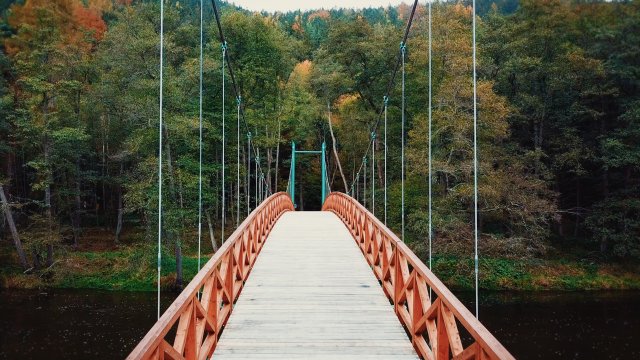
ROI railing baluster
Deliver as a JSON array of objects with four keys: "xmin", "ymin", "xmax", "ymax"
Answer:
[
  {"xmin": 323, "ymin": 192, "xmax": 514, "ymax": 360},
  {"xmin": 127, "ymin": 193, "xmax": 294, "ymax": 360}
]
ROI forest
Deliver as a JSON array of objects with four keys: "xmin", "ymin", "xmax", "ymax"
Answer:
[{"xmin": 0, "ymin": 0, "xmax": 638, "ymax": 291}]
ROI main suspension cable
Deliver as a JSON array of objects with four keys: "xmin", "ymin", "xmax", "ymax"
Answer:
[
  {"xmin": 210, "ymin": 0, "xmax": 271, "ymax": 197},
  {"xmin": 347, "ymin": 0, "xmax": 419, "ymax": 194}
]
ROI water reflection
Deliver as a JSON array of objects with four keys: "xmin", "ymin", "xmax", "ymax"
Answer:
[
  {"xmin": 0, "ymin": 289, "xmax": 175, "ymax": 359},
  {"xmin": 456, "ymin": 291, "xmax": 640, "ymax": 359},
  {"xmin": 0, "ymin": 289, "xmax": 638, "ymax": 359}
]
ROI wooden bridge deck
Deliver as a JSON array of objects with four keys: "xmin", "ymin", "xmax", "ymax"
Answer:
[{"xmin": 214, "ymin": 211, "xmax": 419, "ymax": 359}]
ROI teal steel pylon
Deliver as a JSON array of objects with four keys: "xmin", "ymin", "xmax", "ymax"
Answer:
[
  {"xmin": 290, "ymin": 141, "xmax": 296, "ymax": 207},
  {"xmin": 289, "ymin": 141, "xmax": 328, "ymax": 208},
  {"xmin": 321, "ymin": 142, "xmax": 326, "ymax": 205}
]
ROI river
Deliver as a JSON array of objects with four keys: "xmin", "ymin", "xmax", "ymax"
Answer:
[{"xmin": 0, "ymin": 289, "xmax": 638, "ymax": 359}]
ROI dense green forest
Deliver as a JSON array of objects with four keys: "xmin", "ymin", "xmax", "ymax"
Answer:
[{"xmin": 0, "ymin": 0, "xmax": 638, "ymax": 291}]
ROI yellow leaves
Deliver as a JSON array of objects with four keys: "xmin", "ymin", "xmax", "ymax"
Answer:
[
  {"xmin": 335, "ymin": 93, "xmax": 360, "ymax": 108},
  {"xmin": 294, "ymin": 60, "xmax": 313, "ymax": 79}
]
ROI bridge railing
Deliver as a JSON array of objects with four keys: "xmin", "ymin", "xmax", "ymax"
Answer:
[
  {"xmin": 127, "ymin": 192, "xmax": 294, "ymax": 360},
  {"xmin": 323, "ymin": 192, "xmax": 514, "ymax": 360}
]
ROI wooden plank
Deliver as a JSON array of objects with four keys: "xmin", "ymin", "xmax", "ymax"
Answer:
[{"xmin": 215, "ymin": 212, "xmax": 418, "ymax": 359}]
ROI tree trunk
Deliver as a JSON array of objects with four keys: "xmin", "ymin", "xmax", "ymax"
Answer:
[
  {"xmin": 206, "ymin": 210, "xmax": 218, "ymax": 252},
  {"xmin": 43, "ymin": 93, "xmax": 54, "ymax": 267},
  {"xmin": 0, "ymin": 185, "xmax": 28, "ymax": 269},
  {"xmin": 115, "ymin": 163, "xmax": 124, "ymax": 244},
  {"xmin": 574, "ymin": 178, "xmax": 580, "ymax": 239},
  {"xmin": 163, "ymin": 125, "xmax": 183, "ymax": 288},
  {"xmin": 327, "ymin": 103, "xmax": 348, "ymax": 192},
  {"xmin": 32, "ymin": 249, "xmax": 41, "ymax": 270},
  {"xmin": 71, "ymin": 160, "xmax": 82, "ymax": 248},
  {"xmin": 45, "ymin": 180, "xmax": 53, "ymax": 266},
  {"xmin": 175, "ymin": 243, "xmax": 183, "ymax": 290}
]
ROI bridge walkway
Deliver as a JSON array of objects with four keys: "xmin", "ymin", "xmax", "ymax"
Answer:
[{"xmin": 214, "ymin": 211, "xmax": 419, "ymax": 359}]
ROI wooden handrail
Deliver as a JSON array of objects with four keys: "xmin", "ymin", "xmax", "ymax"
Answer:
[
  {"xmin": 323, "ymin": 192, "xmax": 515, "ymax": 360},
  {"xmin": 127, "ymin": 192, "xmax": 294, "ymax": 360}
]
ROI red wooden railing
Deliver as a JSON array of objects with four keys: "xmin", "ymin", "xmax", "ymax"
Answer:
[
  {"xmin": 323, "ymin": 192, "xmax": 515, "ymax": 360},
  {"xmin": 127, "ymin": 192, "xmax": 294, "ymax": 360}
]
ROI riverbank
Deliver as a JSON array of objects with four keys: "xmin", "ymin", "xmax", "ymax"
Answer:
[{"xmin": 1, "ymin": 242, "xmax": 639, "ymax": 291}]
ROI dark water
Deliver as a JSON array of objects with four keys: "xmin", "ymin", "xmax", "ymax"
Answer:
[
  {"xmin": 0, "ymin": 289, "xmax": 638, "ymax": 359},
  {"xmin": 0, "ymin": 289, "xmax": 175, "ymax": 359},
  {"xmin": 457, "ymin": 291, "xmax": 640, "ymax": 359}
]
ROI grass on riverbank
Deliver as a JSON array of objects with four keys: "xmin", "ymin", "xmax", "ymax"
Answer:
[
  {"xmin": 432, "ymin": 256, "xmax": 640, "ymax": 291},
  {"xmin": 1, "ymin": 242, "xmax": 639, "ymax": 292},
  {"xmin": 0, "ymin": 244, "xmax": 203, "ymax": 291}
]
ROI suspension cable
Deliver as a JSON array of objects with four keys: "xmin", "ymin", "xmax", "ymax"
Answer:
[
  {"xmin": 236, "ymin": 96, "xmax": 241, "ymax": 226},
  {"xmin": 356, "ymin": 172, "xmax": 360, "ymax": 203},
  {"xmin": 428, "ymin": 0, "xmax": 433, "ymax": 273},
  {"xmin": 209, "ymin": 0, "xmax": 271, "ymax": 195},
  {"xmin": 364, "ymin": 156, "xmax": 367, "ymax": 209},
  {"xmin": 472, "ymin": 0, "xmax": 480, "ymax": 319},
  {"xmin": 347, "ymin": 0, "xmax": 419, "ymax": 193},
  {"xmin": 156, "ymin": 0, "xmax": 164, "ymax": 320},
  {"xmin": 197, "ymin": 0, "xmax": 204, "ymax": 280},
  {"xmin": 401, "ymin": 41, "xmax": 406, "ymax": 242},
  {"xmin": 371, "ymin": 132, "xmax": 376, "ymax": 216},
  {"xmin": 384, "ymin": 96, "xmax": 388, "ymax": 225},
  {"xmin": 247, "ymin": 132, "xmax": 251, "ymax": 215},
  {"xmin": 221, "ymin": 42, "xmax": 226, "ymax": 242}
]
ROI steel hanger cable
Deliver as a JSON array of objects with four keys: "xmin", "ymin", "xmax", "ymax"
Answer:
[{"xmin": 157, "ymin": 0, "xmax": 164, "ymax": 320}]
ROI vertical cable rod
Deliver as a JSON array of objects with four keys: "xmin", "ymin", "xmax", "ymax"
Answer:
[
  {"xmin": 384, "ymin": 96, "xmax": 388, "ymax": 225},
  {"xmin": 236, "ymin": 96, "xmax": 241, "ymax": 226},
  {"xmin": 371, "ymin": 133, "xmax": 376, "ymax": 216},
  {"xmin": 247, "ymin": 132, "xmax": 251, "ymax": 215},
  {"xmin": 401, "ymin": 42, "xmax": 406, "ymax": 242},
  {"xmin": 472, "ymin": 0, "xmax": 480, "ymax": 319},
  {"xmin": 364, "ymin": 156, "xmax": 367, "ymax": 209},
  {"xmin": 197, "ymin": 0, "xmax": 204, "ymax": 280},
  {"xmin": 428, "ymin": 0, "xmax": 433, "ymax": 272},
  {"xmin": 221, "ymin": 43, "xmax": 226, "ymax": 243},
  {"xmin": 156, "ymin": 0, "xmax": 164, "ymax": 321}
]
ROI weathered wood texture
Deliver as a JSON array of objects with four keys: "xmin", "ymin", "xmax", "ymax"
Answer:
[
  {"xmin": 214, "ymin": 211, "xmax": 419, "ymax": 359},
  {"xmin": 323, "ymin": 192, "xmax": 515, "ymax": 360},
  {"xmin": 126, "ymin": 192, "xmax": 294, "ymax": 360}
]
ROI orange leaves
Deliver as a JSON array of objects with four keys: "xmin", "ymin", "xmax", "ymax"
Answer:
[
  {"xmin": 72, "ymin": 3, "xmax": 107, "ymax": 42},
  {"xmin": 308, "ymin": 10, "xmax": 330, "ymax": 22},
  {"xmin": 6, "ymin": 0, "xmax": 109, "ymax": 55}
]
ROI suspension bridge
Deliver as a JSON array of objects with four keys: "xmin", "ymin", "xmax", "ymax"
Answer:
[{"xmin": 127, "ymin": 0, "xmax": 514, "ymax": 359}]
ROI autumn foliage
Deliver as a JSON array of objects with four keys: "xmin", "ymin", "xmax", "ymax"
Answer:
[{"xmin": 5, "ymin": 0, "xmax": 109, "ymax": 55}]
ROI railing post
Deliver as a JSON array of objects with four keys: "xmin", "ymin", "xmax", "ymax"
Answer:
[
  {"xmin": 321, "ymin": 141, "xmax": 326, "ymax": 205},
  {"xmin": 291, "ymin": 141, "xmax": 296, "ymax": 208}
]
